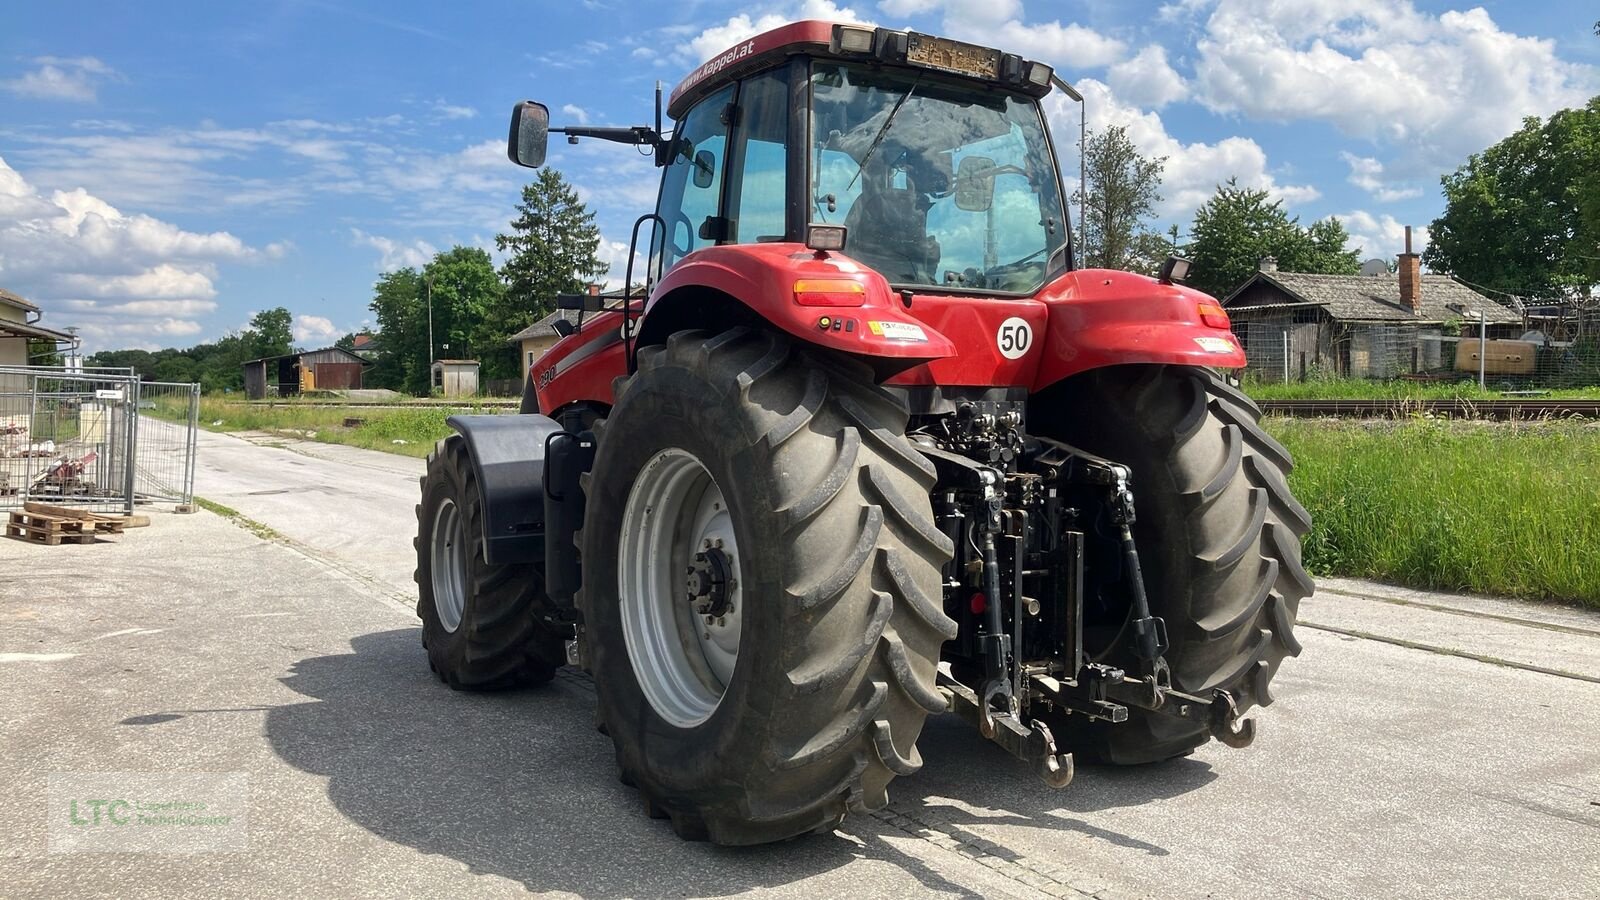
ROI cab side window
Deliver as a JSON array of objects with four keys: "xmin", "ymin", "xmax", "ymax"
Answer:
[
  {"xmin": 726, "ymin": 71, "xmax": 789, "ymax": 243},
  {"xmin": 655, "ymin": 84, "xmax": 734, "ymax": 273}
]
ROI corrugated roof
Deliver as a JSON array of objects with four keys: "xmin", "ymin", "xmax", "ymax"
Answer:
[
  {"xmin": 0, "ymin": 318, "xmax": 76, "ymax": 342},
  {"xmin": 1223, "ymin": 272, "xmax": 1521, "ymax": 325}
]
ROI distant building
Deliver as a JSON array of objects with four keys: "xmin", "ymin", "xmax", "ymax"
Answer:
[
  {"xmin": 349, "ymin": 333, "xmax": 380, "ymax": 360},
  {"xmin": 1221, "ymin": 232, "xmax": 1521, "ymax": 379},
  {"xmin": 506, "ymin": 284, "xmax": 626, "ymax": 386},
  {"xmin": 431, "ymin": 359, "xmax": 480, "ymax": 398},
  {"xmin": 242, "ymin": 347, "xmax": 367, "ymax": 399},
  {"xmin": 0, "ymin": 287, "xmax": 77, "ymax": 367}
]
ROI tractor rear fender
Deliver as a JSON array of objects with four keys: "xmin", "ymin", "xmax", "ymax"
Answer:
[
  {"xmin": 1031, "ymin": 268, "xmax": 1245, "ymax": 390},
  {"xmin": 640, "ymin": 244, "xmax": 957, "ymax": 367},
  {"xmin": 445, "ymin": 413, "xmax": 563, "ymax": 566}
]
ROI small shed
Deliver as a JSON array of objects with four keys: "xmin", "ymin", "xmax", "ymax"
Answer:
[
  {"xmin": 431, "ymin": 359, "xmax": 480, "ymax": 398},
  {"xmin": 1222, "ymin": 252, "xmax": 1522, "ymax": 380},
  {"xmin": 242, "ymin": 347, "xmax": 367, "ymax": 399}
]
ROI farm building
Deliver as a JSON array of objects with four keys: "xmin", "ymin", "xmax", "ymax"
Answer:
[
  {"xmin": 242, "ymin": 347, "xmax": 367, "ymax": 399},
  {"xmin": 1222, "ymin": 241, "xmax": 1521, "ymax": 380},
  {"xmin": 507, "ymin": 284, "xmax": 626, "ymax": 386},
  {"xmin": 0, "ymin": 287, "xmax": 77, "ymax": 368}
]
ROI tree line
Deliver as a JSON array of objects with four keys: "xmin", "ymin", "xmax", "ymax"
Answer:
[{"xmin": 88, "ymin": 168, "xmax": 605, "ymax": 394}]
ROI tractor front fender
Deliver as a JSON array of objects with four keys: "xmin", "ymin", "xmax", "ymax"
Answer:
[
  {"xmin": 445, "ymin": 413, "xmax": 563, "ymax": 566},
  {"xmin": 1032, "ymin": 268, "xmax": 1245, "ymax": 390},
  {"xmin": 643, "ymin": 244, "xmax": 956, "ymax": 368}
]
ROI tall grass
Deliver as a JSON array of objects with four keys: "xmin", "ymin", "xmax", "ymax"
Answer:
[
  {"xmin": 193, "ymin": 399, "xmax": 498, "ymax": 458},
  {"xmin": 1268, "ymin": 418, "xmax": 1600, "ymax": 607},
  {"xmin": 1243, "ymin": 376, "xmax": 1600, "ymax": 402}
]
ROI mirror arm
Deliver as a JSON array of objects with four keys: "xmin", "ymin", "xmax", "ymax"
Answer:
[{"xmin": 554, "ymin": 125, "xmax": 665, "ymax": 151}]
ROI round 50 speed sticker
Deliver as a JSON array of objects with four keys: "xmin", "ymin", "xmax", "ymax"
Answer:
[{"xmin": 996, "ymin": 317, "xmax": 1033, "ymax": 360}]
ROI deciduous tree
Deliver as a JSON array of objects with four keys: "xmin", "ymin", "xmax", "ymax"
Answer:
[
  {"xmin": 1186, "ymin": 179, "xmax": 1359, "ymax": 297},
  {"xmin": 1072, "ymin": 126, "xmax": 1167, "ymax": 272}
]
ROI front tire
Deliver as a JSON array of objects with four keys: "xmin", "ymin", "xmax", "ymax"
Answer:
[
  {"xmin": 579, "ymin": 328, "xmax": 954, "ymax": 845},
  {"xmin": 1032, "ymin": 365, "xmax": 1312, "ymax": 764},
  {"xmin": 415, "ymin": 435, "xmax": 567, "ymax": 690}
]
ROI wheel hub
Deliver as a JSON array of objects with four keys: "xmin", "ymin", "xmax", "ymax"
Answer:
[
  {"xmin": 686, "ymin": 544, "xmax": 734, "ymax": 618},
  {"xmin": 618, "ymin": 447, "xmax": 744, "ymax": 728}
]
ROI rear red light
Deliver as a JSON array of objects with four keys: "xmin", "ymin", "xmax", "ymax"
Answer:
[
  {"xmin": 794, "ymin": 279, "xmax": 866, "ymax": 307},
  {"xmin": 1197, "ymin": 302, "xmax": 1230, "ymax": 328}
]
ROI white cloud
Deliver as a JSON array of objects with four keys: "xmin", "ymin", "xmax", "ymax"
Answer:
[
  {"xmin": 432, "ymin": 101, "xmax": 477, "ymax": 120},
  {"xmin": 2, "ymin": 56, "xmax": 119, "ymax": 102},
  {"xmin": 1340, "ymin": 152, "xmax": 1423, "ymax": 203},
  {"xmin": 1337, "ymin": 210, "xmax": 1428, "ymax": 260},
  {"xmin": 351, "ymin": 229, "xmax": 438, "ymax": 271},
  {"xmin": 1193, "ymin": 1, "xmax": 1598, "ymax": 180},
  {"xmin": 292, "ymin": 314, "xmax": 340, "ymax": 343},
  {"xmin": 57, "ymin": 264, "xmax": 217, "ymax": 300},
  {"xmin": 0, "ymin": 155, "xmax": 279, "ymax": 351},
  {"xmin": 686, "ymin": 1, "xmax": 873, "ymax": 61},
  {"xmin": 562, "ymin": 104, "xmax": 591, "ymax": 125},
  {"xmin": 1049, "ymin": 79, "xmax": 1317, "ymax": 221},
  {"xmin": 1107, "ymin": 46, "xmax": 1188, "ymax": 108}
]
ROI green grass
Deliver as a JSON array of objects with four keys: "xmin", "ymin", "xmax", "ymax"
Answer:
[
  {"xmin": 1267, "ymin": 418, "xmax": 1600, "ymax": 607},
  {"xmin": 1242, "ymin": 375, "xmax": 1600, "ymax": 402},
  {"xmin": 191, "ymin": 399, "xmax": 506, "ymax": 458}
]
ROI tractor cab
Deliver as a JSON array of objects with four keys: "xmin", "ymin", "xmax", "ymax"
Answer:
[{"xmin": 512, "ymin": 21, "xmax": 1071, "ymax": 297}]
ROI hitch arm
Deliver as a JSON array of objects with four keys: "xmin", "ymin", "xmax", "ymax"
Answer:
[{"xmin": 941, "ymin": 675, "xmax": 1074, "ymax": 789}]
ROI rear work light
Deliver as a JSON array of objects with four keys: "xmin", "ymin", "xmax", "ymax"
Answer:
[
  {"xmin": 1197, "ymin": 302, "xmax": 1230, "ymax": 328},
  {"xmin": 831, "ymin": 24, "xmax": 874, "ymax": 54},
  {"xmin": 794, "ymin": 279, "xmax": 866, "ymax": 307}
]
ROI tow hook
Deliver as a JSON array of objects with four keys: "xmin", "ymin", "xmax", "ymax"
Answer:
[{"xmin": 1208, "ymin": 690, "xmax": 1256, "ymax": 748}]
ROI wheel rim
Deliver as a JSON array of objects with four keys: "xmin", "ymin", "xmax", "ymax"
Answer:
[
  {"xmin": 619, "ymin": 447, "xmax": 743, "ymax": 728},
  {"xmin": 430, "ymin": 497, "xmax": 467, "ymax": 633}
]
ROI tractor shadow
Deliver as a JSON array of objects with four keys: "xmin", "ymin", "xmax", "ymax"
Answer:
[
  {"xmin": 265, "ymin": 628, "xmax": 1019, "ymax": 898},
  {"xmin": 262, "ymin": 627, "xmax": 1209, "ymax": 890}
]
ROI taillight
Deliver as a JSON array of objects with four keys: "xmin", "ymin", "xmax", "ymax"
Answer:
[
  {"xmin": 793, "ymin": 279, "xmax": 865, "ymax": 307},
  {"xmin": 1197, "ymin": 302, "xmax": 1230, "ymax": 328}
]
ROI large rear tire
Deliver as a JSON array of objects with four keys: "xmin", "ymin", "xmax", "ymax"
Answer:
[
  {"xmin": 579, "ymin": 328, "xmax": 954, "ymax": 845},
  {"xmin": 1031, "ymin": 365, "xmax": 1312, "ymax": 764},
  {"xmin": 415, "ymin": 435, "xmax": 567, "ymax": 690}
]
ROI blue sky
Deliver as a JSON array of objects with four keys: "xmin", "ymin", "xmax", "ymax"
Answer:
[{"xmin": 2, "ymin": 0, "xmax": 1596, "ymax": 352}]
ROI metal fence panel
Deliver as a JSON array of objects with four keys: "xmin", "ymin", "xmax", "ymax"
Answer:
[
  {"xmin": 0, "ymin": 367, "xmax": 139, "ymax": 514},
  {"xmin": 135, "ymin": 381, "xmax": 200, "ymax": 506},
  {"xmin": 0, "ymin": 367, "xmax": 199, "ymax": 513}
]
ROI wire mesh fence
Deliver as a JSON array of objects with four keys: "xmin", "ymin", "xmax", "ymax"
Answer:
[
  {"xmin": 1230, "ymin": 313, "xmax": 1600, "ymax": 389},
  {"xmin": 0, "ymin": 367, "xmax": 199, "ymax": 514}
]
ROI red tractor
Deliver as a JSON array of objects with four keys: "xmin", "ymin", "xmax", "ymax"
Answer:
[{"xmin": 415, "ymin": 20, "xmax": 1310, "ymax": 845}]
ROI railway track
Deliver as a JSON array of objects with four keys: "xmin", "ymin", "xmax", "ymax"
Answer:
[{"xmin": 1261, "ymin": 398, "xmax": 1600, "ymax": 419}]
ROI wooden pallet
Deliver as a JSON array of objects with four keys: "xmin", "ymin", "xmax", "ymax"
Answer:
[
  {"xmin": 22, "ymin": 501, "xmax": 144, "ymax": 530},
  {"xmin": 5, "ymin": 511, "xmax": 106, "ymax": 545}
]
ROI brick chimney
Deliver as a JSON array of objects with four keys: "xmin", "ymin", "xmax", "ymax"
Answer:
[
  {"xmin": 586, "ymin": 282, "xmax": 601, "ymax": 296},
  {"xmin": 1398, "ymin": 226, "xmax": 1421, "ymax": 314},
  {"xmin": 1259, "ymin": 256, "xmax": 1277, "ymax": 274}
]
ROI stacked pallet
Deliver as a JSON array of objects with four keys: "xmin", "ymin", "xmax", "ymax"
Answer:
[{"xmin": 4, "ymin": 502, "xmax": 148, "ymax": 546}]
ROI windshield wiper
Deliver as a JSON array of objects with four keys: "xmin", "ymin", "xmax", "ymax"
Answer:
[{"xmin": 847, "ymin": 75, "xmax": 921, "ymax": 193}]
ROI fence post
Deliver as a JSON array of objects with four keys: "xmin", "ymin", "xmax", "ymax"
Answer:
[
  {"xmin": 123, "ymin": 378, "xmax": 139, "ymax": 515},
  {"xmin": 1282, "ymin": 329, "xmax": 1290, "ymax": 384},
  {"xmin": 182, "ymin": 383, "xmax": 200, "ymax": 511}
]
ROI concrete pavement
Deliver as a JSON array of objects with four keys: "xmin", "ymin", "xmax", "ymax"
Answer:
[{"xmin": 3, "ymin": 428, "xmax": 1598, "ymax": 898}]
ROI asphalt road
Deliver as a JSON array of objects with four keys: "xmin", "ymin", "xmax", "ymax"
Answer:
[{"xmin": 3, "ymin": 428, "xmax": 1598, "ymax": 898}]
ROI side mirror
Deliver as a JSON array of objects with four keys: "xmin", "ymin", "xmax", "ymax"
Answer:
[
  {"xmin": 954, "ymin": 155, "xmax": 996, "ymax": 212},
  {"xmin": 692, "ymin": 150, "xmax": 716, "ymax": 189},
  {"xmin": 508, "ymin": 101, "xmax": 550, "ymax": 168}
]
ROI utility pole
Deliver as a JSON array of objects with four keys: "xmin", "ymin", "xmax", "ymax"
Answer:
[{"xmin": 426, "ymin": 274, "xmax": 435, "ymax": 366}]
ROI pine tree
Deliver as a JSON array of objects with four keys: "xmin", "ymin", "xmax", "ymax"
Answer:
[
  {"xmin": 1072, "ymin": 125, "xmax": 1167, "ymax": 271},
  {"xmin": 496, "ymin": 168, "xmax": 608, "ymax": 332}
]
